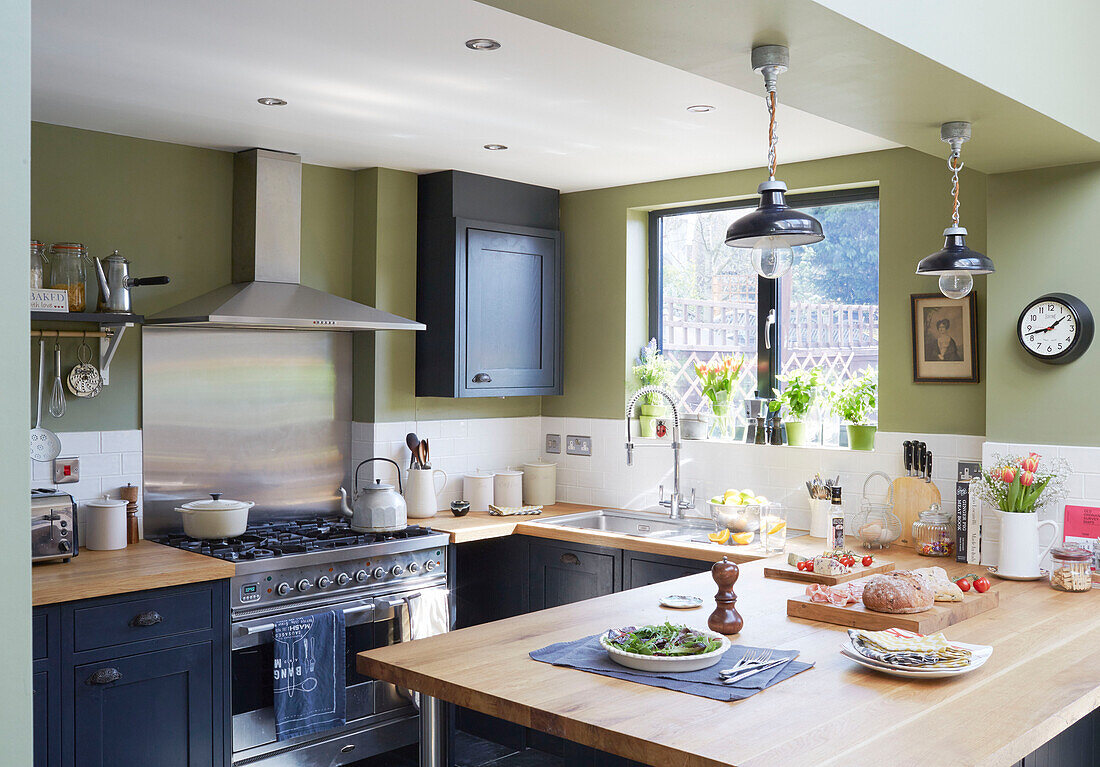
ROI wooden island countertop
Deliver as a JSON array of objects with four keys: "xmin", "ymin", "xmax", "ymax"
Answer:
[
  {"xmin": 359, "ymin": 538, "xmax": 1100, "ymax": 767},
  {"xmin": 32, "ymin": 540, "xmax": 237, "ymax": 606}
]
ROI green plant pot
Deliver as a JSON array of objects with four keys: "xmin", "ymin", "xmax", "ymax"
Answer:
[
  {"xmin": 639, "ymin": 404, "xmax": 665, "ymax": 438},
  {"xmin": 785, "ymin": 421, "xmax": 808, "ymax": 447},
  {"xmin": 846, "ymin": 424, "xmax": 877, "ymax": 451}
]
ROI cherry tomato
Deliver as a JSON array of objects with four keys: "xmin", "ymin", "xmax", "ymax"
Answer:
[
  {"xmin": 806, "ymin": 562, "xmax": 815, "ymax": 572},
  {"xmin": 972, "ymin": 576, "xmax": 991, "ymax": 593},
  {"xmin": 955, "ymin": 578, "xmax": 971, "ymax": 592},
  {"xmin": 861, "ymin": 556, "xmax": 874, "ymax": 567},
  {"xmin": 796, "ymin": 560, "xmax": 807, "ymax": 571}
]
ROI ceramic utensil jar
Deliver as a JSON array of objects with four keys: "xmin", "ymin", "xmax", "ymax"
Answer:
[
  {"xmin": 83, "ymin": 496, "xmax": 128, "ymax": 550},
  {"xmin": 521, "ymin": 461, "xmax": 557, "ymax": 506},
  {"xmin": 405, "ymin": 468, "xmax": 448, "ymax": 518},
  {"xmin": 494, "ymin": 469, "xmax": 523, "ymax": 508},
  {"xmin": 464, "ymin": 470, "xmax": 495, "ymax": 512}
]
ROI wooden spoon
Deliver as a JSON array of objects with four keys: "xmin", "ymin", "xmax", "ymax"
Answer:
[{"xmin": 406, "ymin": 433, "xmax": 420, "ymax": 470}]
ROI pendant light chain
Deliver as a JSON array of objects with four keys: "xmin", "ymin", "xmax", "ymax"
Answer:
[
  {"xmin": 948, "ymin": 150, "xmax": 964, "ymax": 228},
  {"xmin": 766, "ymin": 89, "xmax": 779, "ymax": 180}
]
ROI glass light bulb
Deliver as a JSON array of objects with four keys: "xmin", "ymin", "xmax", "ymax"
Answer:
[
  {"xmin": 750, "ymin": 237, "xmax": 794, "ymax": 279},
  {"xmin": 938, "ymin": 272, "xmax": 973, "ymax": 299}
]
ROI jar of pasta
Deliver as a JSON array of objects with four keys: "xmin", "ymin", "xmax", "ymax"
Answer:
[
  {"xmin": 49, "ymin": 242, "xmax": 89, "ymax": 311},
  {"xmin": 1050, "ymin": 546, "xmax": 1092, "ymax": 592},
  {"xmin": 913, "ymin": 505, "xmax": 955, "ymax": 557}
]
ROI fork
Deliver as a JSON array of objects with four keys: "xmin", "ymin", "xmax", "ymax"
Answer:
[{"xmin": 719, "ymin": 649, "xmax": 773, "ymax": 677}]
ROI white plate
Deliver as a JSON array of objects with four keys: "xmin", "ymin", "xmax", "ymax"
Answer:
[
  {"xmin": 600, "ymin": 629, "xmax": 731, "ymax": 673},
  {"xmin": 840, "ymin": 640, "xmax": 992, "ymax": 679},
  {"xmin": 660, "ymin": 594, "xmax": 704, "ymax": 609}
]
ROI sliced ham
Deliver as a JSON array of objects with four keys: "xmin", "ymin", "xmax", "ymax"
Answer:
[{"xmin": 805, "ymin": 580, "xmax": 866, "ymax": 606}]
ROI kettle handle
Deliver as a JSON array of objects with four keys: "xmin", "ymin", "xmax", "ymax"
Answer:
[{"xmin": 354, "ymin": 457, "xmax": 403, "ymax": 494}]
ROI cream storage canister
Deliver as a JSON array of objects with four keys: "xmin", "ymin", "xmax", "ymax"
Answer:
[
  {"xmin": 464, "ymin": 471, "xmax": 495, "ymax": 512},
  {"xmin": 83, "ymin": 496, "xmax": 128, "ymax": 550},
  {"xmin": 521, "ymin": 461, "xmax": 557, "ymax": 506}
]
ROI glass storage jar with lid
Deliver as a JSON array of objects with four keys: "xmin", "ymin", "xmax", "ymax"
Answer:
[
  {"xmin": 913, "ymin": 504, "xmax": 955, "ymax": 557},
  {"xmin": 1049, "ymin": 546, "xmax": 1092, "ymax": 592},
  {"xmin": 30, "ymin": 240, "xmax": 47, "ymax": 289},
  {"xmin": 49, "ymin": 242, "xmax": 89, "ymax": 311}
]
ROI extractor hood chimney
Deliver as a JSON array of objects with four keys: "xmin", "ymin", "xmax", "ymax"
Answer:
[{"xmin": 146, "ymin": 149, "xmax": 424, "ymax": 331}]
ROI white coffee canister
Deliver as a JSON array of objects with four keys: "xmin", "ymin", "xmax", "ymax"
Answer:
[
  {"xmin": 84, "ymin": 497, "xmax": 128, "ymax": 550},
  {"xmin": 464, "ymin": 471, "xmax": 495, "ymax": 512},
  {"xmin": 521, "ymin": 461, "xmax": 557, "ymax": 506},
  {"xmin": 494, "ymin": 469, "xmax": 524, "ymax": 508}
]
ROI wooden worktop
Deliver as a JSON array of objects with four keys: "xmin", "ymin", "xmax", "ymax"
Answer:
[
  {"xmin": 428, "ymin": 503, "xmax": 767, "ymax": 563},
  {"xmin": 360, "ymin": 539, "xmax": 1100, "ymax": 767},
  {"xmin": 32, "ymin": 540, "xmax": 237, "ymax": 606}
]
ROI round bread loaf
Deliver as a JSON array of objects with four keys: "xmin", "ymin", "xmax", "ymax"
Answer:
[{"xmin": 862, "ymin": 570, "xmax": 935, "ymax": 614}]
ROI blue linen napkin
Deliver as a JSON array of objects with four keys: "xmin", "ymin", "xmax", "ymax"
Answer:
[
  {"xmin": 530, "ymin": 635, "xmax": 812, "ymax": 701},
  {"xmin": 273, "ymin": 609, "xmax": 346, "ymax": 741}
]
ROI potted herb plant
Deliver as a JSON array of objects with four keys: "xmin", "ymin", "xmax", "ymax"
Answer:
[
  {"xmin": 828, "ymin": 368, "xmax": 877, "ymax": 450},
  {"xmin": 632, "ymin": 339, "xmax": 675, "ymax": 438},
  {"xmin": 694, "ymin": 354, "xmax": 745, "ymax": 440},
  {"xmin": 971, "ymin": 452, "xmax": 1069, "ymax": 579},
  {"xmin": 773, "ymin": 367, "xmax": 822, "ymax": 447}
]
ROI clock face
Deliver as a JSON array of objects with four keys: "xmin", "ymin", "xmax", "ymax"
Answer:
[{"xmin": 1017, "ymin": 293, "xmax": 1094, "ymax": 364}]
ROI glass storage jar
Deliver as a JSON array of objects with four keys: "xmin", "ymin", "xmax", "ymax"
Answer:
[
  {"xmin": 1049, "ymin": 546, "xmax": 1092, "ymax": 592},
  {"xmin": 30, "ymin": 240, "xmax": 47, "ymax": 289},
  {"xmin": 49, "ymin": 242, "xmax": 89, "ymax": 311},
  {"xmin": 913, "ymin": 505, "xmax": 955, "ymax": 557}
]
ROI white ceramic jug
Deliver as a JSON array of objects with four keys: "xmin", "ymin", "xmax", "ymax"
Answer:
[
  {"xmin": 405, "ymin": 468, "xmax": 448, "ymax": 519},
  {"xmin": 995, "ymin": 510, "xmax": 1058, "ymax": 579}
]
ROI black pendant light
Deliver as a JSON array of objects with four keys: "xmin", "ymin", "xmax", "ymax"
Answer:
[
  {"xmin": 725, "ymin": 45, "xmax": 823, "ymax": 279},
  {"xmin": 916, "ymin": 121, "xmax": 994, "ymax": 299}
]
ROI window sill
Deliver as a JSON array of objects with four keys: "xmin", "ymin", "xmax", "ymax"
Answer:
[{"xmin": 632, "ymin": 435, "xmax": 880, "ymax": 453}]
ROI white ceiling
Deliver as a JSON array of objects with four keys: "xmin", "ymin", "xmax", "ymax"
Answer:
[{"xmin": 31, "ymin": 0, "xmax": 895, "ymax": 192}]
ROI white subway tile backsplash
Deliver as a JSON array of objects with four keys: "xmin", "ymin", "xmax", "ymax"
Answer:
[
  {"xmin": 56, "ymin": 431, "xmax": 101, "ymax": 455},
  {"xmin": 100, "ymin": 429, "xmax": 142, "ymax": 454},
  {"xmin": 79, "ymin": 452, "xmax": 121, "ymax": 477}
]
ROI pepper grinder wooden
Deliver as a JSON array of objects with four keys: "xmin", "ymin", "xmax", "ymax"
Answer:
[
  {"xmin": 708, "ymin": 556, "xmax": 743, "ymax": 635},
  {"xmin": 119, "ymin": 483, "xmax": 140, "ymax": 544}
]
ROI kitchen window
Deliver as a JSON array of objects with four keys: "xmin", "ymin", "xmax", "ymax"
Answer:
[{"xmin": 648, "ymin": 188, "xmax": 880, "ymax": 438}]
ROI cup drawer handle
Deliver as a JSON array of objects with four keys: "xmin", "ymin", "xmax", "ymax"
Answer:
[
  {"xmin": 130, "ymin": 611, "xmax": 163, "ymax": 627},
  {"xmin": 86, "ymin": 668, "xmax": 122, "ymax": 685},
  {"xmin": 560, "ymin": 553, "xmax": 580, "ymax": 566},
  {"xmin": 472, "ymin": 372, "xmax": 492, "ymax": 383}
]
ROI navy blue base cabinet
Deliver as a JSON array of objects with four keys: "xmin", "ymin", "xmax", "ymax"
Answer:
[{"xmin": 33, "ymin": 580, "xmax": 230, "ymax": 767}]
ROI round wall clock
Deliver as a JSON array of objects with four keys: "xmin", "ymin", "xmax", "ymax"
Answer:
[{"xmin": 1017, "ymin": 293, "xmax": 1094, "ymax": 364}]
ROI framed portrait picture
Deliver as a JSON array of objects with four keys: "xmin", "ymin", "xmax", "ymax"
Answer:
[{"xmin": 911, "ymin": 293, "xmax": 979, "ymax": 383}]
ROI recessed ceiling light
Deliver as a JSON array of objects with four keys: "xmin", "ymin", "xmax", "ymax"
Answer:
[
  {"xmin": 483, "ymin": 144, "xmax": 508, "ymax": 151},
  {"xmin": 257, "ymin": 97, "xmax": 287, "ymax": 106},
  {"xmin": 686, "ymin": 104, "xmax": 716, "ymax": 113},
  {"xmin": 466, "ymin": 38, "xmax": 501, "ymax": 51}
]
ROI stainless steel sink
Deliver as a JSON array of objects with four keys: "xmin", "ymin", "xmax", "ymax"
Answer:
[{"xmin": 531, "ymin": 509, "xmax": 714, "ymax": 541}]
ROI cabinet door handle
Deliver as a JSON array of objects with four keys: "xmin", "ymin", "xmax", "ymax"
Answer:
[
  {"xmin": 130, "ymin": 611, "xmax": 163, "ymax": 627},
  {"xmin": 472, "ymin": 372, "xmax": 492, "ymax": 383},
  {"xmin": 86, "ymin": 668, "xmax": 122, "ymax": 685},
  {"xmin": 560, "ymin": 553, "xmax": 580, "ymax": 566}
]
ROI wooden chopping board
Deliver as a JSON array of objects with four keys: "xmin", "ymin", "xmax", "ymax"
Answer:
[
  {"xmin": 764, "ymin": 559, "xmax": 895, "ymax": 585},
  {"xmin": 786, "ymin": 588, "xmax": 999, "ymax": 633},
  {"xmin": 891, "ymin": 477, "xmax": 943, "ymax": 548}
]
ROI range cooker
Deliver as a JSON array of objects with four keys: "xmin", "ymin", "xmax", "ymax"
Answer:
[{"xmin": 150, "ymin": 517, "xmax": 451, "ymax": 767}]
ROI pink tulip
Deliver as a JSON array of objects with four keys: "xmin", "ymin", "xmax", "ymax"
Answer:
[
  {"xmin": 997, "ymin": 466, "xmax": 1017, "ymax": 483},
  {"xmin": 1020, "ymin": 455, "xmax": 1040, "ymax": 473},
  {"xmin": 1020, "ymin": 470, "xmax": 1036, "ymax": 487}
]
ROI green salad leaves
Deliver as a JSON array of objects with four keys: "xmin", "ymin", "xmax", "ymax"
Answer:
[{"xmin": 604, "ymin": 622, "xmax": 723, "ymax": 657}]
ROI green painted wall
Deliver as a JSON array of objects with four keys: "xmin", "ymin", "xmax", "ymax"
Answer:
[
  {"xmin": 986, "ymin": 161, "xmax": 1100, "ymax": 445},
  {"xmin": 551, "ymin": 147, "xmax": 988, "ymax": 435},
  {"xmin": 1, "ymin": 1, "xmax": 33, "ymax": 761}
]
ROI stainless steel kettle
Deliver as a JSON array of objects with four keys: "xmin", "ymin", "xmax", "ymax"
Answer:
[
  {"xmin": 93, "ymin": 250, "xmax": 170, "ymax": 313},
  {"xmin": 339, "ymin": 457, "xmax": 408, "ymax": 533}
]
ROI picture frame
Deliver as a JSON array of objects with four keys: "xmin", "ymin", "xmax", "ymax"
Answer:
[{"xmin": 911, "ymin": 293, "xmax": 979, "ymax": 383}]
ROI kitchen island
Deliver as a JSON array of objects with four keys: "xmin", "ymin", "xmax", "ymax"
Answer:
[{"xmin": 359, "ymin": 537, "xmax": 1100, "ymax": 766}]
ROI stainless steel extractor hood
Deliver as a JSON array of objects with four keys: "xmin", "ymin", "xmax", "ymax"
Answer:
[{"xmin": 146, "ymin": 149, "xmax": 424, "ymax": 331}]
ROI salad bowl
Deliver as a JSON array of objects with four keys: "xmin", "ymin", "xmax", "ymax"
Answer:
[{"xmin": 600, "ymin": 625, "xmax": 731, "ymax": 672}]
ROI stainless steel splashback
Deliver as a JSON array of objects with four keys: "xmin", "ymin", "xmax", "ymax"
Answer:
[{"xmin": 142, "ymin": 327, "xmax": 352, "ymax": 535}]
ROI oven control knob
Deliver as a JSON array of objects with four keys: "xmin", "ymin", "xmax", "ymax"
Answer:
[
  {"xmin": 317, "ymin": 576, "xmax": 332, "ymax": 589},
  {"xmin": 408, "ymin": 562, "xmax": 421, "ymax": 574},
  {"xmin": 425, "ymin": 559, "xmax": 437, "ymax": 572},
  {"xmin": 276, "ymin": 582, "xmax": 291, "ymax": 596},
  {"xmin": 337, "ymin": 572, "xmax": 351, "ymax": 586},
  {"xmin": 390, "ymin": 564, "xmax": 404, "ymax": 577},
  {"xmin": 372, "ymin": 567, "xmax": 385, "ymax": 579},
  {"xmin": 356, "ymin": 569, "xmax": 370, "ymax": 583},
  {"xmin": 296, "ymin": 578, "xmax": 312, "ymax": 592}
]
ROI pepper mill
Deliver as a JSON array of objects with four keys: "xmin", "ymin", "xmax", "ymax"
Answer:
[
  {"xmin": 707, "ymin": 556, "xmax": 743, "ymax": 635},
  {"xmin": 119, "ymin": 483, "xmax": 140, "ymax": 544}
]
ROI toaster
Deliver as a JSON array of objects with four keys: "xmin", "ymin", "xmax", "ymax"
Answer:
[{"xmin": 32, "ymin": 489, "xmax": 78, "ymax": 563}]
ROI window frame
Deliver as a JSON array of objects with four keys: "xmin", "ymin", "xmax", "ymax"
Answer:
[{"xmin": 647, "ymin": 186, "xmax": 880, "ymax": 404}]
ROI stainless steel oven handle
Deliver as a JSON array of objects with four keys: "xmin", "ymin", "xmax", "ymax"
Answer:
[{"xmin": 240, "ymin": 602, "xmax": 375, "ymax": 636}]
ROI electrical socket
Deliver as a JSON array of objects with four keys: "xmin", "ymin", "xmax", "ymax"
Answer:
[
  {"xmin": 566, "ymin": 435, "xmax": 592, "ymax": 456},
  {"xmin": 957, "ymin": 461, "xmax": 981, "ymax": 481},
  {"xmin": 545, "ymin": 433, "xmax": 561, "ymax": 454}
]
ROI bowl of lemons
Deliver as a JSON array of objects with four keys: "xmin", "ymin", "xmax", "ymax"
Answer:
[{"xmin": 707, "ymin": 489, "xmax": 770, "ymax": 545}]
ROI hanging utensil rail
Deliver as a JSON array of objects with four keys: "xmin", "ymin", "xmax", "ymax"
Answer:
[{"xmin": 30, "ymin": 327, "xmax": 125, "ymax": 386}]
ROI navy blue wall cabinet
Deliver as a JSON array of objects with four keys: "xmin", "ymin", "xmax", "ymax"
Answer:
[
  {"xmin": 416, "ymin": 171, "xmax": 563, "ymax": 397},
  {"xmin": 33, "ymin": 579, "xmax": 229, "ymax": 767}
]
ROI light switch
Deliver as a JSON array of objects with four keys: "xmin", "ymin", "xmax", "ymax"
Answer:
[
  {"xmin": 53, "ymin": 457, "xmax": 80, "ymax": 484},
  {"xmin": 545, "ymin": 434, "xmax": 561, "ymax": 454}
]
